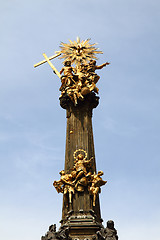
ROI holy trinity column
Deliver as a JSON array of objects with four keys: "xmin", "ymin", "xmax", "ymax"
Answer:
[{"xmin": 34, "ymin": 38, "xmax": 118, "ymax": 240}]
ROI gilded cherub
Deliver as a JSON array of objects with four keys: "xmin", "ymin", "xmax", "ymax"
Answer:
[{"xmin": 89, "ymin": 171, "xmax": 107, "ymax": 206}]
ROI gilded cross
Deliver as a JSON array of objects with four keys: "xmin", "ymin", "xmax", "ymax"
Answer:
[{"xmin": 34, "ymin": 52, "xmax": 61, "ymax": 79}]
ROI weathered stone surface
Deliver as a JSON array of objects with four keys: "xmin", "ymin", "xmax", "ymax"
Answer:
[
  {"xmin": 61, "ymin": 93, "xmax": 101, "ymax": 223},
  {"xmin": 41, "ymin": 224, "xmax": 72, "ymax": 240},
  {"xmin": 96, "ymin": 221, "xmax": 118, "ymax": 240}
]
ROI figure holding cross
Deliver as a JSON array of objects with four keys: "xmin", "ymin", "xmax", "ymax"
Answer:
[{"xmin": 34, "ymin": 38, "xmax": 110, "ymax": 106}]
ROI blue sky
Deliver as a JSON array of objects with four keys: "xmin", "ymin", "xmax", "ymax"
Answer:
[{"xmin": 0, "ymin": 0, "xmax": 160, "ymax": 240}]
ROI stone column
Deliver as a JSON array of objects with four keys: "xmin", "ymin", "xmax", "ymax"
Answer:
[{"xmin": 60, "ymin": 93, "xmax": 103, "ymax": 239}]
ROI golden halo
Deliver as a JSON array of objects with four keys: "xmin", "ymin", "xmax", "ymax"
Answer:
[{"xmin": 73, "ymin": 149, "xmax": 87, "ymax": 160}]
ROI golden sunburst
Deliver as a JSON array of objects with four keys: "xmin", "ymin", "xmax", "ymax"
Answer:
[{"xmin": 57, "ymin": 37, "xmax": 103, "ymax": 65}]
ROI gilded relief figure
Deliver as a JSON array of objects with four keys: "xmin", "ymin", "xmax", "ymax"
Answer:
[
  {"xmin": 72, "ymin": 153, "xmax": 93, "ymax": 192},
  {"xmin": 53, "ymin": 149, "xmax": 107, "ymax": 206},
  {"xmin": 66, "ymin": 85, "xmax": 84, "ymax": 106},
  {"xmin": 84, "ymin": 60, "xmax": 110, "ymax": 94},
  {"xmin": 74, "ymin": 173, "xmax": 91, "ymax": 192},
  {"xmin": 87, "ymin": 60, "xmax": 110, "ymax": 83},
  {"xmin": 59, "ymin": 60, "xmax": 75, "ymax": 94},
  {"xmin": 74, "ymin": 64, "xmax": 87, "ymax": 83},
  {"xmin": 89, "ymin": 171, "xmax": 107, "ymax": 206},
  {"xmin": 73, "ymin": 154, "xmax": 93, "ymax": 179},
  {"xmin": 59, "ymin": 60, "xmax": 84, "ymax": 105},
  {"xmin": 53, "ymin": 170, "xmax": 75, "ymax": 206}
]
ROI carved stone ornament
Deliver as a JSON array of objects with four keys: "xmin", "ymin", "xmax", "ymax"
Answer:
[
  {"xmin": 96, "ymin": 221, "xmax": 118, "ymax": 240},
  {"xmin": 34, "ymin": 37, "xmax": 110, "ymax": 107},
  {"xmin": 53, "ymin": 149, "xmax": 107, "ymax": 207},
  {"xmin": 41, "ymin": 224, "xmax": 72, "ymax": 240},
  {"xmin": 41, "ymin": 224, "xmax": 57, "ymax": 240}
]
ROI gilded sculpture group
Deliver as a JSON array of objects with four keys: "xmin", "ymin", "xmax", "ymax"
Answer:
[
  {"xmin": 34, "ymin": 38, "xmax": 110, "ymax": 106},
  {"xmin": 59, "ymin": 59, "xmax": 109, "ymax": 105},
  {"xmin": 35, "ymin": 38, "xmax": 108, "ymax": 206},
  {"xmin": 53, "ymin": 150, "xmax": 107, "ymax": 207}
]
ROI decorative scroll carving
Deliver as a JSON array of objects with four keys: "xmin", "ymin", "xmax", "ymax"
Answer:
[
  {"xmin": 96, "ymin": 220, "xmax": 118, "ymax": 240},
  {"xmin": 53, "ymin": 149, "xmax": 107, "ymax": 206}
]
